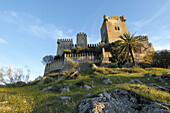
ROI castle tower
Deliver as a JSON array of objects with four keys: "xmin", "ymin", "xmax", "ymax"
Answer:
[
  {"xmin": 100, "ymin": 15, "xmax": 128, "ymax": 44},
  {"xmin": 76, "ymin": 32, "xmax": 87, "ymax": 49},
  {"xmin": 57, "ymin": 39, "xmax": 73, "ymax": 56}
]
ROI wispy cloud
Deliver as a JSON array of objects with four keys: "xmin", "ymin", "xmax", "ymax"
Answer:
[
  {"xmin": 0, "ymin": 38, "xmax": 7, "ymax": 44},
  {"xmin": 0, "ymin": 11, "xmax": 74, "ymax": 40},
  {"xmin": 130, "ymin": 1, "xmax": 170, "ymax": 31}
]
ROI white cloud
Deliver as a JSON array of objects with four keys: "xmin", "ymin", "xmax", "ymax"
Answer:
[
  {"xmin": 30, "ymin": 24, "xmax": 74, "ymax": 39},
  {"xmin": 0, "ymin": 38, "xmax": 7, "ymax": 44},
  {"xmin": 0, "ymin": 11, "xmax": 73, "ymax": 40},
  {"xmin": 130, "ymin": 1, "xmax": 170, "ymax": 31}
]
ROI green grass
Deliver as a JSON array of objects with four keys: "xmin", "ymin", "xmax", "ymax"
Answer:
[{"xmin": 0, "ymin": 67, "xmax": 170, "ymax": 112}]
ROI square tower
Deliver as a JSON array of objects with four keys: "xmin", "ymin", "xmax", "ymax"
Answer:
[
  {"xmin": 101, "ymin": 15, "xmax": 128, "ymax": 44},
  {"xmin": 76, "ymin": 32, "xmax": 87, "ymax": 49}
]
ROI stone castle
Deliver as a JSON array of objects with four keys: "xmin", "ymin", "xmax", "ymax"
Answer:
[{"xmin": 44, "ymin": 15, "xmax": 154, "ymax": 75}]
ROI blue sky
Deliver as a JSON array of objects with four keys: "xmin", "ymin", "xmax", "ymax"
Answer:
[{"xmin": 0, "ymin": 0, "xmax": 170, "ymax": 81}]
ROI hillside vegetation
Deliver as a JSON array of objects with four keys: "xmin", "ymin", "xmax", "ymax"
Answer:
[{"xmin": 0, "ymin": 67, "xmax": 170, "ymax": 112}]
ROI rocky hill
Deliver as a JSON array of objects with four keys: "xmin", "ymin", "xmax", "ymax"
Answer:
[{"xmin": 0, "ymin": 67, "xmax": 170, "ymax": 113}]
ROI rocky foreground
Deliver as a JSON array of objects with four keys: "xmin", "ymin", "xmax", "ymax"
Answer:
[{"xmin": 79, "ymin": 89, "xmax": 170, "ymax": 113}]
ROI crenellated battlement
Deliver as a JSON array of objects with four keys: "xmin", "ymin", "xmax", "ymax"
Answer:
[
  {"xmin": 77, "ymin": 32, "xmax": 87, "ymax": 37},
  {"xmin": 64, "ymin": 52, "xmax": 100, "ymax": 63},
  {"xmin": 104, "ymin": 15, "xmax": 126, "ymax": 22},
  {"xmin": 87, "ymin": 44, "xmax": 97, "ymax": 48},
  {"xmin": 138, "ymin": 36, "xmax": 148, "ymax": 40},
  {"xmin": 57, "ymin": 38, "xmax": 73, "ymax": 43}
]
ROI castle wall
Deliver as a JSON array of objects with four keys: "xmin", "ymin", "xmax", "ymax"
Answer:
[
  {"xmin": 101, "ymin": 15, "xmax": 128, "ymax": 44},
  {"xmin": 57, "ymin": 39, "xmax": 73, "ymax": 56},
  {"xmin": 64, "ymin": 53, "xmax": 100, "ymax": 64},
  {"xmin": 76, "ymin": 32, "xmax": 87, "ymax": 49},
  {"xmin": 44, "ymin": 58, "xmax": 64, "ymax": 74}
]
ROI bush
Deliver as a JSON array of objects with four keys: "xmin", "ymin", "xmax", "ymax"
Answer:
[
  {"xmin": 76, "ymin": 80, "xmax": 85, "ymax": 86},
  {"xmin": 87, "ymin": 61, "xmax": 93, "ymax": 67},
  {"xmin": 43, "ymin": 77, "xmax": 55, "ymax": 84},
  {"xmin": 68, "ymin": 61, "xmax": 79, "ymax": 68},
  {"xmin": 138, "ymin": 63, "xmax": 152, "ymax": 68},
  {"xmin": 151, "ymin": 50, "xmax": 170, "ymax": 68},
  {"xmin": 63, "ymin": 49, "xmax": 71, "ymax": 54}
]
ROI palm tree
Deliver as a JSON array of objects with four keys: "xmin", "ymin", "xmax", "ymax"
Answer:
[{"xmin": 116, "ymin": 33, "xmax": 143, "ymax": 66}]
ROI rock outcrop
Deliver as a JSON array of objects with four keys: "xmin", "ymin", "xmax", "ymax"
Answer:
[
  {"xmin": 78, "ymin": 89, "xmax": 169, "ymax": 113},
  {"xmin": 101, "ymin": 77, "xmax": 112, "ymax": 84}
]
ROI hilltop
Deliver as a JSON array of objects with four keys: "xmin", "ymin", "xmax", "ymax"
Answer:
[{"xmin": 0, "ymin": 67, "xmax": 170, "ymax": 112}]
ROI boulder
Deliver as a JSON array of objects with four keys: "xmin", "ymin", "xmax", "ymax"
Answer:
[
  {"xmin": 59, "ymin": 96, "xmax": 71, "ymax": 105},
  {"xmin": 155, "ymin": 74, "xmax": 170, "ymax": 84},
  {"xmin": 58, "ymin": 86, "xmax": 70, "ymax": 94},
  {"xmin": 129, "ymin": 79, "xmax": 143, "ymax": 84},
  {"xmin": 148, "ymin": 83, "xmax": 170, "ymax": 93},
  {"xmin": 101, "ymin": 77, "xmax": 112, "ymax": 84},
  {"xmin": 78, "ymin": 89, "xmax": 169, "ymax": 113},
  {"xmin": 83, "ymin": 85, "xmax": 92, "ymax": 90},
  {"xmin": 42, "ymin": 85, "xmax": 53, "ymax": 91}
]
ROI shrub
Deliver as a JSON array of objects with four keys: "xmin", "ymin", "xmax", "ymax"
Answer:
[
  {"xmin": 68, "ymin": 61, "xmax": 79, "ymax": 68},
  {"xmin": 76, "ymin": 80, "xmax": 85, "ymax": 86},
  {"xmin": 63, "ymin": 49, "xmax": 71, "ymax": 54},
  {"xmin": 43, "ymin": 77, "xmax": 55, "ymax": 84},
  {"xmin": 138, "ymin": 63, "xmax": 152, "ymax": 68},
  {"xmin": 87, "ymin": 61, "xmax": 93, "ymax": 67}
]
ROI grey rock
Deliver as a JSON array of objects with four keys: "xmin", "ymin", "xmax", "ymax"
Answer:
[
  {"xmin": 91, "ymin": 81, "xmax": 94, "ymax": 84},
  {"xmin": 58, "ymin": 86, "xmax": 70, "ymax": 94},
  {"xmin": 59, "ymin": 96, "xmax": 71, "ymax": 105},
  {"xmin": 83, "ymin": 93, "xmax": 91, "ymax": 98},
  {"xmin": 148, "ymin": 83, "xmax": 170, "ymax": 93},
  {"xmin": 78, "ymin": 89, "xmax": 169, "ymax": 113},
  {"xmin": 38, "ymin": 79, "xmax": 45, "ymax": 84},
  {"xmin": 129, "ymin": 79, "xmax": 143, "ymax": 84},
  {"xmin": 42, "ymin": 85, "xmax": 53, "ymax": 91},
  {"xmin": 101, "ymin": 77, "xmax": 112, "ymax": 84},
  {"xmin": 83, "ymin": 85, "xmax": 92, "ymax": 90}
]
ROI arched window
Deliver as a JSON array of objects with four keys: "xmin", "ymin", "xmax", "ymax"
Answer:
[
  {"xmin": 118, "ymin": 27, "xmax": 120, "ymax": 30},
  {"xmin": 115, "ymin": 26, "xmax": 117, "ymax": 30}
]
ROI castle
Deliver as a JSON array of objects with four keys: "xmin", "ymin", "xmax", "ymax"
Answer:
[{"xmin": 44, "ymin": 15, "xmax": 154, "ymax": 75}]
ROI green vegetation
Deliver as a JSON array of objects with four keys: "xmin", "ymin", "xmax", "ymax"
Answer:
[
  {"xmin": 63, "ymin": 49, "xmax": 71, "ymax": 54},
  {"xmin": 71, "ymin": 46, "xmax": 83, "ymax": 53},
  {"xmin": 0, "ymin": 67, "xmax": 170, "ymax": 112},
  {"xmin": 152, "ymin": 49, "xmax": 170, "ymax": 68},
  {"xmin": 111, "ymin": 33, "xmax": 143, "ymax": 66}
]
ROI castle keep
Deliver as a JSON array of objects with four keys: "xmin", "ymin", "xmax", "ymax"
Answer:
[{"xmin": 44, "ymin": 15, "xmax": 154, "ymax": 75}]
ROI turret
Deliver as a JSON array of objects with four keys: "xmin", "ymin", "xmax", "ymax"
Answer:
[{"xmin": 76, "ymin": 32, "xmax": 87, "ymax": 49}]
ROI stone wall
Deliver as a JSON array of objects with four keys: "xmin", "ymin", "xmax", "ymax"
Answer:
[
  {"xmin": 44, "ymin": 58, "xmax": 64, "ymax": 74},
  {"xmin": 76, "ymin": 32, "xmax": 87, "ymax": 49},
  {"xmin": 101, "ymin": 15, "xmax": 128, "ymax": 44},
  {"xmin": 57, "ymin": 39, "xmax": 73, "ymax": 56},
  {"xmin": 64, "ymin": 53, "xmax": 100, "ymax": 64}
]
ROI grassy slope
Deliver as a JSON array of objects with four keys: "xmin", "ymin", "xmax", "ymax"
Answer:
[{"xmin": 0, "ymin": 67, "xmax": 170, "ymax": 113}]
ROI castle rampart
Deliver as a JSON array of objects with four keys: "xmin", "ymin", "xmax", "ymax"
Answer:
[
  {"xmin": 57, "ymin": 38, "xmax": 73, "ymax": 56},
  {"xmin": 64, "ymin": 52, "xmax": 100, "ymax": 64},
  {"xmin": 76, "ymin": 32, "xmax": 87, "ymax": 49},
  {"xmin": 44, "ymin": 58, "xmax": 64, "ymax": 74}
]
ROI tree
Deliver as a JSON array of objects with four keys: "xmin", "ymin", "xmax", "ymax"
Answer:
[
  {"xmin": 42, "ymin": 55, "xmax": 54, "ymax": 65},
  {"xmin": 110, "ymin": 41, "xmax": 131, "ymax": 67},
  {"xmin": 152, "ymin": 50, "xmax": 170, "ymax": 68},
  {"xmin": 0, "ymin": 66, "xmax": 30, "ymax": 85},
  {"xmin": 114, "ymin": 33, "xmax": 143, "ymax": 66}
]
